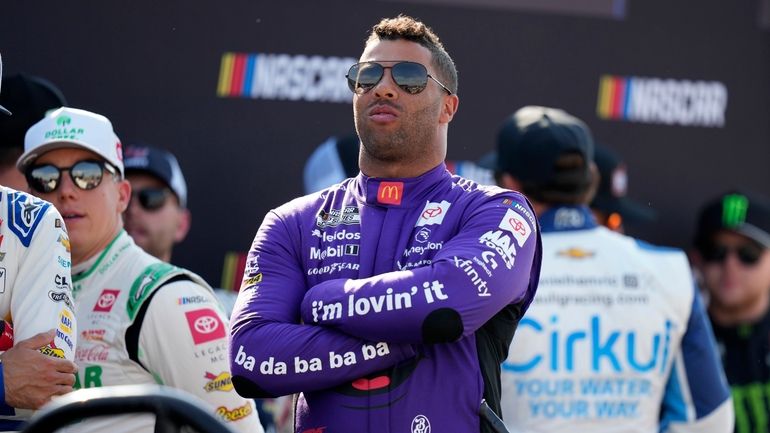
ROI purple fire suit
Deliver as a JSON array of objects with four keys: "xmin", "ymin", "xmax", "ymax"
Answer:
[{"xmin": 230, "ymin": 163, "xmax": 542, "ymax": 433}]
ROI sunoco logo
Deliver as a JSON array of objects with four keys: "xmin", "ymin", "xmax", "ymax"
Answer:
[
  {"xmin": 597, "ymin": 75, "xmax": 728, "ymax": 127},
  {"xmin": 217, "ymin": 52, "xmax": 356, "ymax": 103}
]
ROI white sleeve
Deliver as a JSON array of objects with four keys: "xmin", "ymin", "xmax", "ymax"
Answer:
[
  {"xmin": 137, "ymin": 280, "xmax": 264, "ymax": 433},
  {"xmin": 13, "ymin": 205, "xmax": 76, "ymax": 360}
]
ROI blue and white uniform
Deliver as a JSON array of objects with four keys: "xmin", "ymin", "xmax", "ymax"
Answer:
[
  {"xmin": 0, "ymin": 187, "xmax": 76, "ymax": 431},
  {"xmin": 500, "ymin": 205, "xmax": 733, "ymax": 433}
]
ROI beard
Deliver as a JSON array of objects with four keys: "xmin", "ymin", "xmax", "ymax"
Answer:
[{"xmin": 355, "ymin": 97, "xmax": 442, "ymax": 163}]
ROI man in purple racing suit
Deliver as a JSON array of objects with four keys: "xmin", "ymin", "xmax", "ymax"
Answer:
[{"xmin": 230, "ymin": 16, "xmax": 542, "ymax": 433}]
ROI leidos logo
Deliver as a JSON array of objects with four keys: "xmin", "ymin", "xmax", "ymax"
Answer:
[
  {"xmin": 377, "ymin": 182, "xmax": 404, "ymax": 205},
  {"xmin": 597, "ymin": 75, "xmax": 727, "ymax": 127}
]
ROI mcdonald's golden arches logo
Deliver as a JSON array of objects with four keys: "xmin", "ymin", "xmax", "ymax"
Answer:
[{"xmin": 377, "ymin": 182, "xmax": 404, "ymax": 205}]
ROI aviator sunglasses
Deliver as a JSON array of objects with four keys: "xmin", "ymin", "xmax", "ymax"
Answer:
[
  {"xmin": 701, "ymin": 242, "xmax": 765, "ymax": 266},
  {"xmin": 131, "ymin": 187, "xmax": 172, "ymax": 211},
  {"xmin": 26, "ymin": 160, "xmax": 118, "ymax": 194},
  {"xmin": 346, "ymin": 61, "xmax": 452, "ymax": 95}
]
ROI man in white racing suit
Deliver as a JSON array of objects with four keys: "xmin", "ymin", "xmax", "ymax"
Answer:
[
  {"xmin": 17, "ymin": 107, "xmax": 263, "ymax": 433},
  {"xmin": 0, "ymin": 54, "xmax": 78, "ymax": 431},
  {"xmin": 493, "ymin": 106, "xmax": 733, "ymax": 433}
]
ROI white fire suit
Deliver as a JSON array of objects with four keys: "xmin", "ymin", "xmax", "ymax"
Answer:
[{"xmin": 70, "ymin": 230, "xmax": 263, "ymax": 433}]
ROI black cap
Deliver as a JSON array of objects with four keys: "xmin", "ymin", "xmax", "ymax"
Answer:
[
  {"xmin": 124, "ymin": 144, "xmax": 188, "ymax": 208},
  {"xmin": 0, "ymin": 74, "xmax": 67, "ymax": 148},
  {"xmin": 695, "ymin": 190, "xmax": 770, "ymax": 249},
  {"xmin": 495, "ymin": 106, "xmax": 594, "ymax": 196},
  {"xmin": 590, "ymin": 144, "xmax": 656, "ymax": 223}
]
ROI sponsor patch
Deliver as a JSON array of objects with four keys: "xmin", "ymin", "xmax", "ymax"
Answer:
[
  {"xmin": 178, "ymin": 295, "xmax": 209, "ymax": 305},
  {"xmin": 216, "ymin": 402, "xmax": 253, "ymax": 422},
  {"xmin": 316, "ymin": 206, "xmax": 360, "ymax": 228},
  {"xmin": 415, "ymin": 200, "xmax": 451, "ymax": 227},
  {"xmin": 185, "ymin": 308, "xmax": 226, "ymax": 345},
  {"xmin": 57, "ymin": 234, "xmax": 71, "ymax": 253},
  {"xmin": 414, "ymin": 227, "xmax": 431, "ymax": 243},
  {"xmin": 40, "ymin": 344, "xmax": 65, "ymax": 359},
  {"xmin": 242, "ymin": 273, "xmax": 263, "ymax": 286},
  {"xmin": 76, "ymin": 343, "xmax": 110, "ymax": 362},
  {"xmin": 9, "ymin": 192, "xmax": 51, "ymax": 248},
  {"xmin": 204, "ymin": 371, "xmax": 234, "ymax": 392},
  {"xmin": 377, "ymin": 182, "xmax": 403, "ymax": 205},
  {"xmin": 81, "ymin": 329, "xmax": 106, "ymax": 341},
  {"xmin": 93, "ymin": 289, "xmax": 120, "ymax": 313},
  {"xmin": 557, "ymin": 248, "xmax": 595, "ymax": 259},
  {"xmin": 498, "ymin": 208, "xmax": 532, "ymax": 247},
  {"xmin": 50, "ymin": 291, "xmax": 74, "ymax": 310}
]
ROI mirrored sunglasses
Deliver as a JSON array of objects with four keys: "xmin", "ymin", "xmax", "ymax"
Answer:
[
  {"xmin": 26, "ymin": 160, "xmax": 117, "ymax": 194},
  {"xmin": 346, "ymin": 61, "xmax": 452, "ymax": 95}
]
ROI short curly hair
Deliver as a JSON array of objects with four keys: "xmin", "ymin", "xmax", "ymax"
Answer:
[{"xmin": 366, "ymin": 15, "xmax": 458, "ymax": 94}]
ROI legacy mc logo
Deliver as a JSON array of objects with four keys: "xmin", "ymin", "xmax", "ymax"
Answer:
[{"xmin": 596, "ymin": 75, "xmax": 728, "ymax": 127}]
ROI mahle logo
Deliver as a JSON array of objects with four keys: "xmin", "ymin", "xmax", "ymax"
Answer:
[
  {"xmin": 722, "ymin": 194, "xmax": 749, "ymax": 228},
  {"xmin": 56, "ymin": 115, "xmax": 71, "ymax": 127}
]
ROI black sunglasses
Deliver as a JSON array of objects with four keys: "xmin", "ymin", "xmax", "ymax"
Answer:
[
  {"xmin": 701, "ymin": 242, "xmax": 765, "ymax": 266},
  {"xmin": 26, "ymin": 160, "xmax": 118, "ymax": 194},
  {"xmin": 346, "ymin": 61, "xmax": 452, "ymax": 95},
  {"xmin": 131, "ymin": 187, "xmax": 172, "ymax": 211}
]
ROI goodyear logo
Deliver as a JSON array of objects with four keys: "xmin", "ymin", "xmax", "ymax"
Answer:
[
  {"xmin": 204, "ymin": 371, "xmax": 234, "ymax": 392},
  {"xmin": 40, "ymin": 345, "xmax": 66, "ymax": 359},
  {"xmin": 597, "ymin": 75, "xmax": 727, "ymax": 128},
  {"xmin": 377, "ymin": 182, "xmax": 404, "ymax": 206}
]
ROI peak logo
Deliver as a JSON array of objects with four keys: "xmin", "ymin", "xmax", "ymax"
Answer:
[
  {"xmin": 597, "ymin": 75, "xmax": 727, "ymax": 127},
  {"xmin": 217, "ymin": 52, "xmax": 355, "ymax": 103}
]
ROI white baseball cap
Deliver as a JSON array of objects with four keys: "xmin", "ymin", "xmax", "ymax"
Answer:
[{"xmin": 17, "ymin": 107, "xmax": 124, "ymax": 176}]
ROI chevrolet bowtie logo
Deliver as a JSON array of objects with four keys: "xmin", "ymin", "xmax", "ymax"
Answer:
[{"xmin": 377, "ymin": 182, "xmax": 404, "ymax": 205}]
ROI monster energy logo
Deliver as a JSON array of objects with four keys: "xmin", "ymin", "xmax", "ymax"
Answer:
[
  {"xmin": 732, "ymin": 383, "xmax": 770, "ymax": 433},
  {"xmin": 723, "ymin": 194, "xmax": 749, "ymax": 228}
]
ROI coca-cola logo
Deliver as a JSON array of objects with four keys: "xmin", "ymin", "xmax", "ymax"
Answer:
[
  {"xmin": 194, "ymin": 315, "xmax": 219, "ymax": 334},
  {"xmin": 76, "ymin": 344, "xmax": 110, "ymax": 362},
  {"xmin": 93, "ymin": 289, "xmax": 120, "ymax": 312}
]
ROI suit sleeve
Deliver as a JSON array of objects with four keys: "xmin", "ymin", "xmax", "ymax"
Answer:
[
  {"xmin": 299, "ymin": 193, "xmax": 541, "ymax": 344},
  {"xmin": 660, "ymin": 285, "xmax": 734, "ymax": 433},
  {"xmin": 137, "ymin": 281, "xmax": 265, "ymax": 433},
  {"xmin": 13, "ymin": 205, "xmax": 76, "ymax": 360},
  {"xmin": 229, "ymin": 211, "xmax": 417, "ymax": 398}
]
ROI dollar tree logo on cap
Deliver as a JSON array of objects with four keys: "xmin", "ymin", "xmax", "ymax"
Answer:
[
  {"xmin": 56, "ymin": 115, "xmax": 71, "ymax": 127},
  {"xmin": 722, "ymin": 193, "xmax": 749, "ymax": 228}
]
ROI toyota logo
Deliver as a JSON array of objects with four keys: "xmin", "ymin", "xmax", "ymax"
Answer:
[
  {"xmin": 194, "ymin": 315, "xmax": 219, "ymax": 334},
  {"xmin": 422, "ymin": 207, "xmax": 442, "ymax": 219},
  {"xmin": 98, "ymin": 293, "xmax": 117, "ymax": 308}
]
